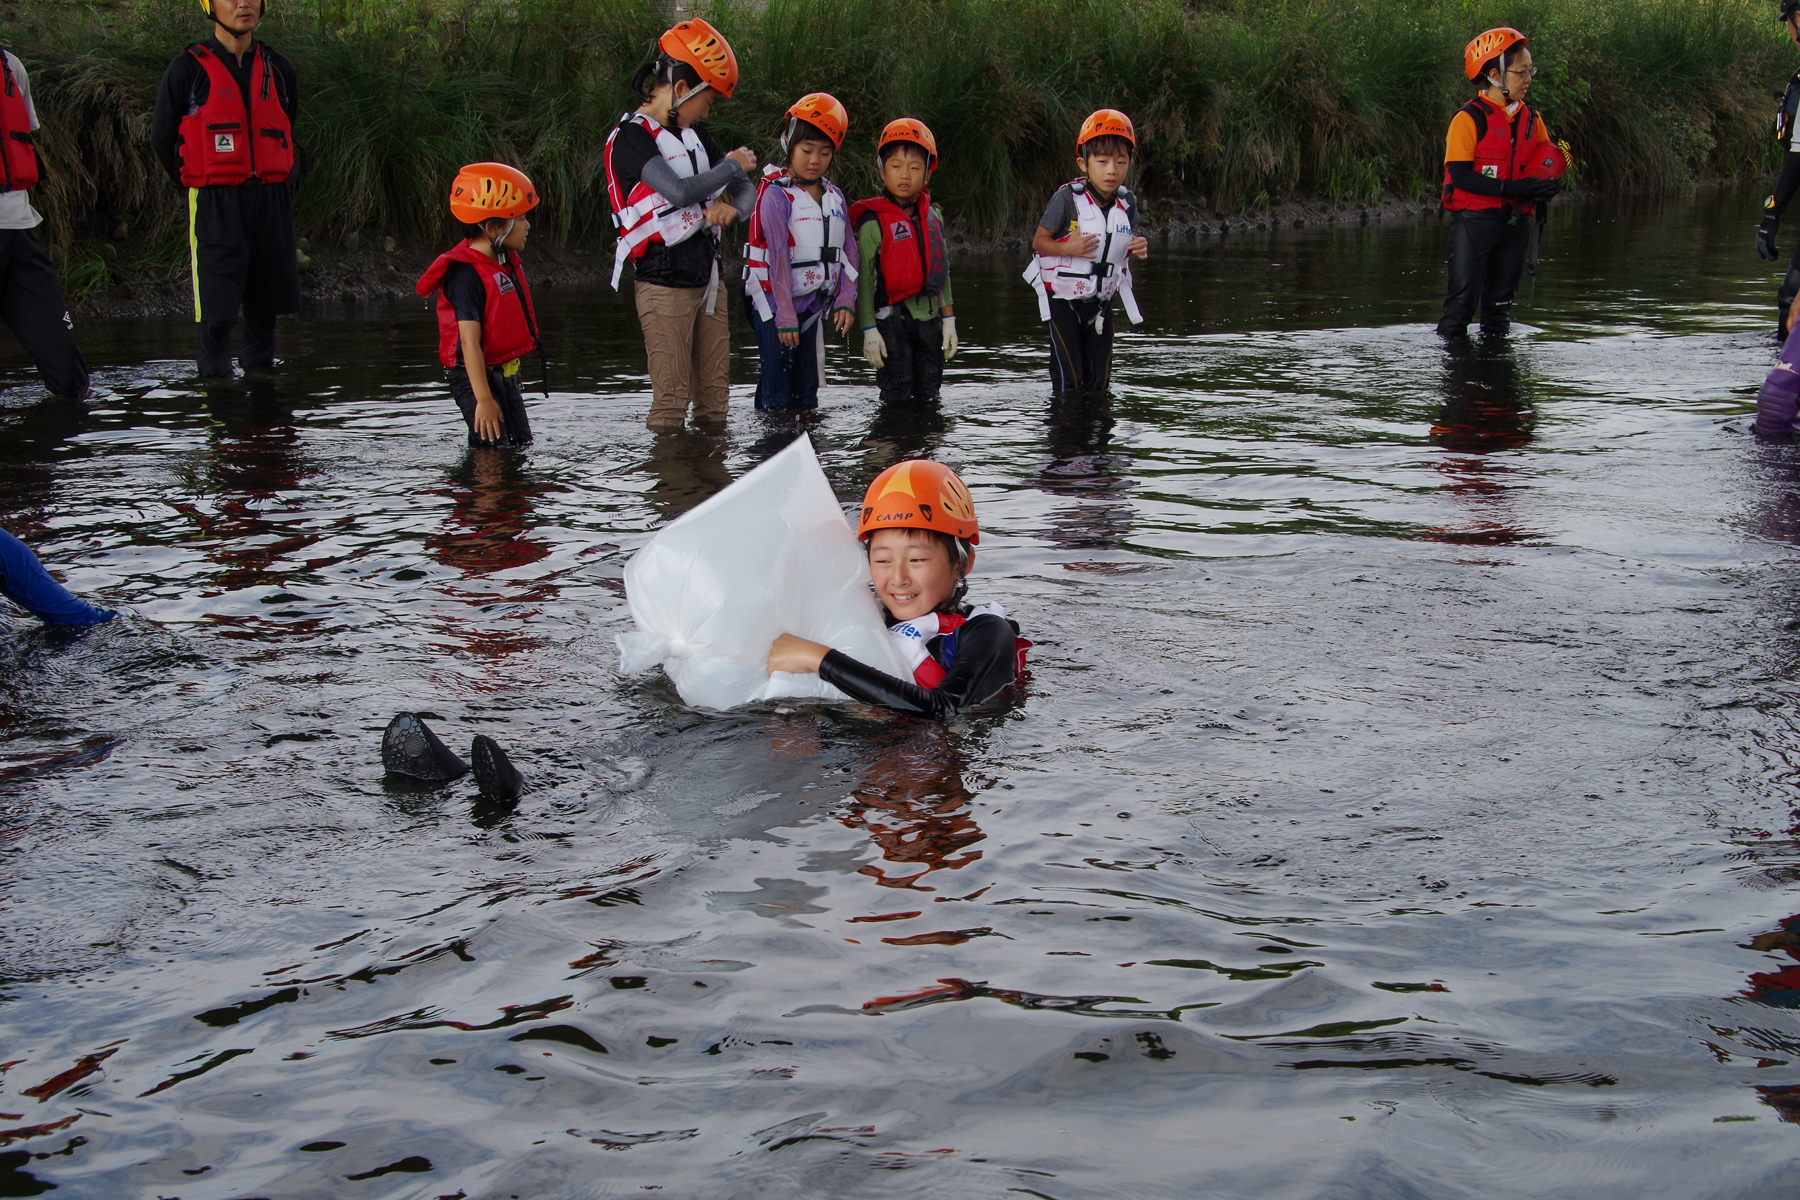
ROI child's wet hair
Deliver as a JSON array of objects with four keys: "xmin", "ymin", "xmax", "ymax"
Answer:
[
  {"xmin": 1079, "ymin": 134, "xmax": 1134, "ymax": 161},
  {"xmin": 878, "ymin": 140, "xmax": 932, "ymax": 167},
  {"xmin": 630, "ymin": 55, "xmax": 703, "ymax": 104}
]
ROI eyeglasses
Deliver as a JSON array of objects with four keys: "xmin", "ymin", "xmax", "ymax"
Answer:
[{"xmin": 1505, "ymin": 65, "xmax": 1538, "ymax": 78}]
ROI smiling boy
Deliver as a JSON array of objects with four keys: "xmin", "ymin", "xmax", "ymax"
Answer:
[
  {"xmin": 849, "ymin": 120, "xmax": 955, "ymax": 404},
  {"xmin": 1026, "ymin": 109, "xmax": 1149, "ymax": 395},
  {"xmin": 767, "ymin": 459, "xmax": 1027, "ymax": 719}
]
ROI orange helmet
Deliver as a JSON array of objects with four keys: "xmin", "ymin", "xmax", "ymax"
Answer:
[
  {"xmin": 449, "ymin": 162, "xmax": 538, "ymax": 224},
  {"xmin": 784, "ymin": 92, "xmax": 849, "ymax": 150},
  {"xmin": 1464, "ymin": 27, "xmax": 1527, "ymax": 80},
  {"xmin": 877, "ymin": 117, "xmax": 938, "ymax": 169},
  {"xmin": 659, "ymin": 18, "xmax": 738, "ymax": 100},
  {"xmin": 858, "ymin": 459, "xmax": 978, "ymax": 545},
  {"xmin": 1077, "ymin": 108, "xmax": 1136, "ymax": 150}
]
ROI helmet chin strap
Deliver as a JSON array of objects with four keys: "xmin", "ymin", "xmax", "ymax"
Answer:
[{"xmin": 666, "ymin": 72, "xmax": 713, "ymax": 129}]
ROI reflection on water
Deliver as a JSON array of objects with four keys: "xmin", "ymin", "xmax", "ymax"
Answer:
[
  {"xmin": 5, "ymin": 187, "xmax": 1800, "ymax": 1197},
  {"xmin": 1421, "ymin": 336, "xmax": 1541, "ymax": 546}
]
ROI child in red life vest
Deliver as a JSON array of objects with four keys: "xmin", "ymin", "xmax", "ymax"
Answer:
[
  {"xmin": 850, "ymin": 121, "xmax": 956, "ymax": 404},
  {"xmin": 1026, "ymin": 109, "xmax": 1149, "ymax": 395},
  {"xmin": 743, "ymin": 93, "xmax": 859, "ymax": 410},
  {"xmin": 766, "ymin": 459, "xmax": 1028, "ymax": 719},
  {"xmin": 415, "ymin": 163, "xmax": 541, "ymax": 448},
  {"xmin": 1438, "ymin": 27, "xmax": 1565, "ymax": 339}
]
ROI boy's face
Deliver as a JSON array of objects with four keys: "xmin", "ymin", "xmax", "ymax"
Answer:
[
  {"xmin": 880, "ymin": 146, "xmax": 930, "ymax": 203},
  {"xmin": 485, "ymin": 216, "xmax": 530, "ymax": 252},
  {"xmin": 790, "ymin": 138, "xmax": 835, "ymax": 183},
  {"xmin": 1080, "ymin": 149, "xmax": 1130, "ymax": 196},
  {"xmin": 868, "ymin": 528, "xmax": 964, "ymax": 621}
]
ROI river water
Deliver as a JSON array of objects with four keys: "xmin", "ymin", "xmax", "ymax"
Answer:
[{"xmin": 4, "ymin": 186, "xmax": 1800, "ymax": 1199}]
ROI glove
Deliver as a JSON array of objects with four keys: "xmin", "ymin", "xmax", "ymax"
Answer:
[
  {"xmin": 862, "ymin": 327, "xmax": 886, "ymax": 369},
  {"xmin": 1500, "ymin": 177, "xmax": 1558, "ymax": 204},
  {"xmin": 941, "ymin": 315, "xmax": 958, "ymax": 361},
  {"xmin": 1759, "ymin": 205, "xmax": 1783, "ymax": 262}
]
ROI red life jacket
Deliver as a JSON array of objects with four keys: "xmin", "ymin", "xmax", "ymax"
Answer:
[
  {"xmin": 415, "ymin": 242, "xmax": 540, "ymax": 370},
  {"xmin": 848, "ymin": 191, "xmax": 947, "ymax": 307},
  {"xmin": 0, "ymin": 51, "xmax": 38, "ymax": 193},
  {"xmin": 176, "ymin": 43, "xmax": 295, "ymax": 187},
  {"xmin": 904, "ymin": 611, "xmax": 1033, "ymax": 689},
  {"xmin": 1440, "ymin": 96, "xmax": 1547, "ymax": 215}
]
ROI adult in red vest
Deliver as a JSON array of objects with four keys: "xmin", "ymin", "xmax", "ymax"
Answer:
[
  {"xmin": 1438, "ymin": 28, "xmax": 1560, "ymax": 339},
  {"xmin": 415, "ymin": 163, "xmax": 542, "ymax": 449},
  {"xmin": 0, "ymin": 49, "xmax": 89, "ymax": 400},
  {"xmin": 150, "ymin": 0, "xmax": 301, "ymax": 380}
]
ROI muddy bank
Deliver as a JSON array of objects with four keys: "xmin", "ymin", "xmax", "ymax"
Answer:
[{"xmin": 70, "ymin": 190, "xmax": 1461, "ymax": 321}]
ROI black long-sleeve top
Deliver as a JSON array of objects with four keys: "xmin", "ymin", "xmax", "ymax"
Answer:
[
  {"xmin": 818, "ymin": 610, "xmax": 1023, "ymax": 719},
  {"xmin": 150, "ymin": 35, "xmax": 301, "ymax": 190}
]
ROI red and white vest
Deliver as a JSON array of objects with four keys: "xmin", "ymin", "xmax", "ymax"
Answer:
[
  {"xmin": 415, "ymin": 242, "xmax": 540, "ymax": 370},
  {"xmin": 176, "ymin": 43, "xmax": 294, "ymax": 188},
  {"xmin": 744, "ymin": 166, "xmax": 855, "ymax": 325},
  {"xmin": 1441, "ymin": 96, "xmax": 1547, "ymax": 215},
  {"xmin": 604, "ymin": 112, "xmax": 721, "ymax": 289},
  {"xmin": 1023, "ymin": 180, "xmax": 1141, "ymax": 323},
  {"xmin": 0, "ymin": 52, "xmax": 38, "ymax": 193},
  {"xmin": 886, "ymin": 603, "xmax": 1031, "ymax": 689}
]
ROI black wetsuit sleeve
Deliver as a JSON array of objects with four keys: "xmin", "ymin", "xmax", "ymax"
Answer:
[
  {"xmin": 818, "ymin": 614, "xmax": 1018, "ymax": 719},
  {"xmin": 1445, "ymin": 161, "xmax": 1507, "ymax": 197},
  {"xmin": 1774, "ymin": 151, "xmax": 1800, "ymax": 216},
  {"xmin": 151, "ymin": 51, "xmax": 202, "ymax": 186}
]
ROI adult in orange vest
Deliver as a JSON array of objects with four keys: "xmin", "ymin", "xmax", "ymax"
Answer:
[
  {"xmin": 0, "ymin": 49, "xmax": 89, "ymax": 400},
  {"xmin": 1438, "ymin": 28, "xmax": 1560, "ymax": 339},
  {"xmin": 150, "ymin": 0, "xmax": 301, "ymax": 380}
]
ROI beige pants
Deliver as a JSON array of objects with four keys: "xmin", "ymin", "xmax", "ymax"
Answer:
[{"xmin": 634, "ymin": 279, "xmax": 730, "ymax": 429}]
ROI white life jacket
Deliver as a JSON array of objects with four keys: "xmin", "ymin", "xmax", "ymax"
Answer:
[
  {"xmin": 1022, "ymin": 181, "xmax": 1142, "ymax": 324},
  {"xmin": 886, "ymin": 603, "xmax": 1010, "ymax": 683},
  {"xmin": 605, "ymin": 112, "xmax": 724, "ymax": 290},
  {"xmin": 744, "ymin": 170, "xmax": 856, "ymax": 325}
]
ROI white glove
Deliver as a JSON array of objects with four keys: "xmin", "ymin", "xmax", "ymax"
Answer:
[
  {"xmin": 862, "ymin": 327, "xmax": 886, "ymax": 369},
  {"xmin": 942, "ymin": 315, "xmax": 958, "ymax": 361}
]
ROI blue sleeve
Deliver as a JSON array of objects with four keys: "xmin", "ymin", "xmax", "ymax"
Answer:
[{"xmin": 0, "ymin": 529, "xmax": 115, "ymax": 626}]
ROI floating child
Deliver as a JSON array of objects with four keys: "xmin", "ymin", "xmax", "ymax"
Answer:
[
  {"xmin": 849, "ymin": 120, "xmax": 956, "ymax": 404},
  {"xmin": 1025, "ymin": 109, "xmax": 1148, "ymax": 395},
  {"xmin": 415, "ymin": 162, "xmax": 541, "ymax": 448},
  {"xmin": 767, "ymin": 459, "xmax": 1028, "ymax": 718},
  {"xmin": 743, "ymin": 92, "xmax": 858, "ymax": 411},
  {"xmin": 605, "ymin": 19, "xmax": 757, "ymax": 430}
]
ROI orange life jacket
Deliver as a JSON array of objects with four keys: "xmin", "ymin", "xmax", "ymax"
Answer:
[
  {"xmin": 848, "ymin": 192, "xmax": 946, "ymax": 307},
  {"xmin": 1441, "ymin": 96, "xmax": 1547, "ymax": 215},
  {"xmin": 0, "ymin": 51, "xmax": 37, "ymax": 193},
  {"xmin": 415, "ymin": 242, "xmax": 540, "ymax": 370}
]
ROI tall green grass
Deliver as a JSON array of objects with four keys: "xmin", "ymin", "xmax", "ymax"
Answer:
[{"xmin": 0, "ymin": 0, "xmax": 1785, "ymax": 261}]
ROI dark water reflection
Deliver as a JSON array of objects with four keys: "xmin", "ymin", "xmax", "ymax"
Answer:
[{"xmin": 6, "ymin": 187, "xmax": 1800, "ymax": 1197}]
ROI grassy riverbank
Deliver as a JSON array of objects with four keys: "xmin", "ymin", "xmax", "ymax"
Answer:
[{"xmin": 1, "ymin": 0, "xmax": 1784, "ymax": 288}]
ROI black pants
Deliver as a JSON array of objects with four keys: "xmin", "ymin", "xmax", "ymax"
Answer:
[
  {"xmin": 189, "ymin": 181, "xmax": 300, "ymax": 377},
  {"xmin": 0, "ymin": 227, "xmax": 89, "ymax": 398},
  {"xmin": 448, "ymin": 364, "xmax": 533, "ymax": 448},
  {"xmin": 1047, "ymin": 296, "xmax": 1114, "ymax": 394},
  {"xmin": 1780, "ymin": 241, "xmax": 1800, "ymax": 337},
  {"xmin": 874, "ymin": 308, "xmax": 943, "ymax": 404},
  {"xmin": 1438, "ymin": 210, "xmax": 1531, "ymax": 338}
]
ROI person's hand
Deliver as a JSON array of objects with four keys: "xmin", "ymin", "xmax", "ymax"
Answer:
[
  {"xmin": 705, "ymin": 198, "xmax": 738, "ymax": 227},
  {"xmin": 778, "ymin": 328, "xmax": 800, "ymax": 348},
  {"xmin": 727, "ymin": 146, "xmax": 757, "ymax": 173},
  {"xmin": 473, "ymin": 395, "xmax": 502, "ymax": 442},
  {"xmin": 1760, "ymin": 208, "xmax": 1783, "ymax": 262},
  {"xmin": 833, "ymin": 308, "xmax": 855, "ymax": 335},
  {"xmin": 768, "ymin": 632, "xmax": 828, "ymax": 676},
  {"xmin": 862, "ymin": 327, "xmax": 886, "ymax": 368},
  {"xmin": 1062, "ymin": 232, "xmax": 1101, "ymax": 258},
  {"xmin": 941, "ymin": 315, "xmax": 958, "ymax": 361},
  {"xmin": 1129, "ymin": 234, "xmax": 1149, "ymax": 260}
]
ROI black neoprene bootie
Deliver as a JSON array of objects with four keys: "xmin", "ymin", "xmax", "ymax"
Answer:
[
  {"xmin": 470, "ymin": 734, "xmax": 524, "ymax": 803},
  {"xmin": 381, "ymin": 713, "xmax": 470, "ymax": 783}
]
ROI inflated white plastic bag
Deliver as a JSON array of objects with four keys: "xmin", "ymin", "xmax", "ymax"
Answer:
[{"xmin": 615, "ymin": 434, "xmax": 906, "ymax": 710}]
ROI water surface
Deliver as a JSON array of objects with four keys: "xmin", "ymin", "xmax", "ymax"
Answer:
[{"xmin": 4, "ymin": 187, "xmax": 1800, "ymax": 1198}]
